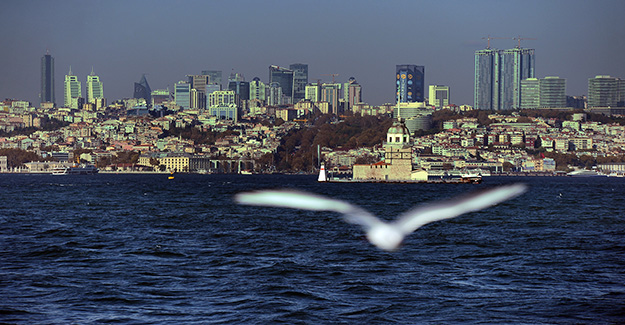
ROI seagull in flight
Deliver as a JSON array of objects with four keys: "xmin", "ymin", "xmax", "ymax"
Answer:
[{"xmin": 234, "ymin": 183, "xmax": 527, "ymax": 251}]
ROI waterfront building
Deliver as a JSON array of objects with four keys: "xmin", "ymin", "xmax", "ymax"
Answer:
[
  {"xmin": 40, "ymin": 51, "xmax": 55, "ymax": 105},
  {"xmin": 353, "ymin": 120, "xmax": 427, "ymax": 181},
  {"xmin": 269, "ymin": 65, "xmax": 294, "ymax": 104},
  {"xmin": 428, "ymin": 85, "xmax": 450, "ymax": 108},
  {"xmin": 134, "ymin": 74, "xmax": 152, "ymax": 104},
  {"xmin": 174, "ymin": 80, "xmax": 191, "ymax": 110},
  {"xmin": 86, "ymin": 68, "xmax": 104, "ymax": 104},
  {"xmin": 290, "ymin": 63, "xmax": 308, "ymax": 103},
  {"xmin": 588, "ymin": 75, "xmax": 624, "ymax": 107},
  {"xmin": 64, "ymin": 67, "xmax": 82, "ymax": 108},
  {"xmin": 396, "ymin": 64, "xmax": 425, "ymax": 103}
]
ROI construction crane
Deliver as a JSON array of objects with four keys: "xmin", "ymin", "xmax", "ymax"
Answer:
[
  {"xmin": 321, "ymin": 74, "xmax": 339, "ymax": 83},
  {"xmin": 513, "ymin": 36, "xmax": 536, "ymax": 48},
  {"xmin": 481, "ymin": 35, "xmax": 510, "ymax": 49}
]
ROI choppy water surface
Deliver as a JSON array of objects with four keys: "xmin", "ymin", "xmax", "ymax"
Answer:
[{"xmin": 1, "ymin": 174, "xmax": 624, "ymax": 323}]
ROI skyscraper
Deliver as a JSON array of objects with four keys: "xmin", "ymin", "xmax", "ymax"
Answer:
[
  {"xmin": 201, "ymin": 70, "xmax": 222, "ymax": 88},
  {"xmin": 290, "ymin": 63, "xmax": 308, "ymax": 103},
  {"xmin": 344, "ymin": 77, "xmax": 362, "ymax": 111},
  {"xmin": 499, "ymin": 48, "xmax": 535, "ymax": 109},
  {"xmin": 86, "ymin": 68, "xmax": 104, "ymax": 104},
  {"xmin": 474, "ymin": 48, "xmax": 500, "ymax": 110},
  {"xmin": 227, "ymin": 72, "xmax": 250, "ymax": 101},
  {"xmin": 396, "ymin": 65, "xmax": 425, "ymax": 103},
  {"xmin": 64, "ymin": 67, "xmax": 81, "ymax": 108},
  {"xmin": 174, "ymin": 80, "xmax": 191, "ymax": 110},
  {"xmin": 269, "ymin": 65, "xmax": 294, "ymax": 104},
  {"xmin": 188, "ymin": 75, "xmax": 210, "ymax": 109},
  {"xmin": 428, "ymin": 85, "xmax": 450, "ymax": 108},
  {"xmin": 474, "ymin": 47, "xmax": 535, "ymax": 110},
  {"xmin": 588, "ymin": 75, "xmax": 624, "ymax": 108},
  {"xmin": 40, "ymin": 51, "xmax": 55, "ymax": 105},
  {"xmin": 134, "ymin": 74, "xmax": 152, "ymax": 104}
]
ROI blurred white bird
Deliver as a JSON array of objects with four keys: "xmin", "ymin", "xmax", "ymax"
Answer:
[{"xmin": 234, "ymin": 184, "xmax": 527, "ymax": 251}]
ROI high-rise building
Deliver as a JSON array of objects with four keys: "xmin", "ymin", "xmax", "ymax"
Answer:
[
  {"xmin": 520, "ymin": 78, "xmax": 539, "ymax": 109},
  {"xmin": 86, "ymin": 68, "xmax": 104, "ymax": 104},
  {"xmin": 344, "ymin": 77, "xmax": 362, "ymax": 111},
  {"xmin": 474, "ymin": 47, "xmax": 535, "ymax": 110},
  {"xmin": 474, "ymin": 48, "xmax": 500, "ymax": 110},
  {"xmin": 396, "ymin": 65, "xmax": 425, "ymax": 103},
  {"xmin": 134, "ymin": 74, "xmax": 152, "ymax": 104},
  {"xmin": 428, "ymin": 85, "xmax": 450, "ymax": 108},
  {"xmin": 305, "ymin": 83, "xmax": 321, "ymax": 102},
  {"xmin": 40, "ymin": 51, "xmax": 55, "ymax": 105},
  {"xmin": 151, "ymin": 89, "xmax": 170, "ymax": 106},
  {"xmin": 499, "ymin": 48, "xmax": 535, "ymax": 109},
  {"xmin": 174, "ymin": 80, "xmax": 191, "ymax": 110},
  {"xmin": 188, "ymin": 75, "xmax": 210, "ymax": 109},
  {"xmin": 201, "ymin": 70, "xmax": 222, "ymax": 87},
  {"xmin": 228, "ymin": 73, "xmax": 249, "ymax": 101},
  {"xmin": 64, "ymin": 67, "xmax": 82, "ymax": 108},
  {"xmin": 269, "ymin": 65, "xmax": 294, "ymax": 104},
  {"xmin": 209, "ymin": 90, "xmax": 238, "ymax": 122},
  {"xmin": 290, "ymin": 63, "xmax": 308, "ymax": 103},
  {"xmin": 249, "ymin": 77, "xmax": 266, "ymax": 103},
  {"xmin": 268, "ymin": 82, "xmax": 283, "ymax": 106},
  {"xmin": 588, "ymin": 75, "xmax": 624, "ymax": 107},
  {"xmin": 539, "ymin": 77, "xmax": 566, "ymax": 108},
  {"xmin": 321, "ymin": 83, "xmax": 341, "ymax": 114}
]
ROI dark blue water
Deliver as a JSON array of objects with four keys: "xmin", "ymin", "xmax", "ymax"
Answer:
[{"xmin": 1, "ymin": 174, "xmax": 624, "ymax": 324}]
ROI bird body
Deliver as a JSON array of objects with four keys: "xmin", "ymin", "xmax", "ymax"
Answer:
[{"xmin": 235, "ymin": 184, "xmax": 527, "ymax": 251}]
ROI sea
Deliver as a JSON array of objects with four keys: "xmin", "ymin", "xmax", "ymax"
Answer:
[{"xmin": 1, "ymin": 173, "xmax": 624, "ymax": 324}]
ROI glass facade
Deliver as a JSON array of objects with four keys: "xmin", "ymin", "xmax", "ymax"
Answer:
[
  {"xmin": 174, "ymin": 81, "xmax": 190, "ymax": 110},
  {"xmin": 289, "ymin": 63, "xmax": 308, "ymax": 103},
  {"xmin": 64, "ymin": 68, "xmax": 81, "ymax": 108},
  {"xmin": 396, "ymin": 65, "xmax": 425, "ymax": 103},
  {"xmin": 86, "ymin": 71, "xmax": 104, "ymax": 104},
  {"xmin": 474, "ymin": 48, "xmax": 535, "ymax": 110},
  {"xmin": 520, "ymin": 78, "xmax": 539, "ymax": 109},
  {"xmin": 539, "ymin": 77, "xmax": 566, "ymax": 108},
  {"xmin": 588, "ymin": 75, "xmax": 623, "ymax": 108},
  {"xmin": 269, "ymin": 65, "xmax": 294, "ymax": 103},
  {"xmin": 41, "ymin": 53, "xmax": 55, "ymax": 105},
  {"xmin": 134, "ymin": 74, "xmax": 152, "ymax": 104}
]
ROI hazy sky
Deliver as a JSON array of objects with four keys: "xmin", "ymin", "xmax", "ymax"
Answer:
[{"xmin": 1, "ymin": 0, "xmax": 624, "ymax": 107}]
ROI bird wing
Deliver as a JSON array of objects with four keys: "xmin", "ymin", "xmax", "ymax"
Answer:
[
  {"xmin": 393, "ymin": 183, "xmax": 527, "ymax": 234},
  {"xmin": 234, "ymin": 189, "xmax": 383, "ymax": 230}
]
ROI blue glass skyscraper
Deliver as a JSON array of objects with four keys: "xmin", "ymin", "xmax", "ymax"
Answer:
[
  {"xmin": 396, "ymin": 65, "xmax": 424, "ymax": 103},
  {"xmin": 40, "ymin": 51, "xmax": 55, "ymax": 105}
]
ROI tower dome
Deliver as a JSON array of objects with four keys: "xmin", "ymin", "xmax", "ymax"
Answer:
[{"xmin": 386, "ymin": 119, "xmax": 411, "ymax": 145}]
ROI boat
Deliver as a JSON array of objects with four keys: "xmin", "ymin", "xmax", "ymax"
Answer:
[
  {"xmin": 460, "ymin": 173, "xmax": 483, "ymax": 184},
  {"xmin": 52, "ymin": 164, "xmax": 99, "ymax": 175},
  {"xmin": 566, "ymin": 169, "xmax": 606, "ymax": 177}
]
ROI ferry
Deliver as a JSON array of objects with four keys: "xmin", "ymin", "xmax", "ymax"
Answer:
[{"xmin": 52, "ymin": 164, "xmax": 99, "ymax": 175}]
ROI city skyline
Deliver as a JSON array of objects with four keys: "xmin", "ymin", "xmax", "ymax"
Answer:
[{"xmin": 1, "ymin": 0, "xmax": 624, "ymax": 107}]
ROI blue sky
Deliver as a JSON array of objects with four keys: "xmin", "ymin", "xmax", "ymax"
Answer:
[{"xmin": 1, "ymin": 0, "xmax": 624, "ymax": 106}]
